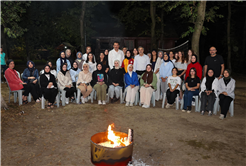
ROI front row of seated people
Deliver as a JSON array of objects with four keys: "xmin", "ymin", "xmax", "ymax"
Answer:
[{"xmin": 4, "ymin": 59, "xmax": 235, "ymax": 119}]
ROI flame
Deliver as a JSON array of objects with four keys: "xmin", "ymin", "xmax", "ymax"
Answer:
[{"xmin": 107, "ymin": 124, "xmax": 130, "ymax": 148}]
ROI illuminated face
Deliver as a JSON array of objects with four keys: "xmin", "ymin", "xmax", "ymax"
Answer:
[
  {"xmin": 62, "ymin": 65, "xmax": 67, "ymax": 71},
  {"xmin": 28, "ymin": 62, "xmax": 33, "ymax": 68},
  {"xmin": 126, "ymin": 51, "xmax": 131, "ymax": 58},
  {"xmin": 188, "ymin": 50, "xmax": 192, "ymax": 56},
  {"xmin": 172, "ymin": 68, "xmax": 177, "ymax": 75},
  {"xmin": 100, "ymin": 53, "xmax": 104, "ymax": 59},
  {"xmin": 97, "ymin": 64, "xmax": 102, "ymax": 70},
  {"xmin": 77, "ymin": 53, "xmax": 82, "ymax": 59},
  {"xmin": 152, "ymin": 50, "xmax": 157, "ymax": 56},
  {"xmin": 66, "ymin": 49, "xmax": 71, "ymax": 56},
  {"xmin": 61, "ymin": 52, "xmax": 65, "ymax": 58},
  {"xmin": 209, "ymin": 47, "xmax": 217, "ymax": 55},
  {"xmin": 48, "ymin": 62, "xmax": 52, "ymax": 68},
  {"xmin": 190, "ymin": 69, "xmax": 195, "ymax": 77},
  {"xmin": 146, "ymin": 65, "xmax": 152, "ymax": 72},
  {"xmin": 138, "ymin": 47, "xmax": 144, "ymax": 54},
  {"xmin": 123, "ymin": 47, "xmax": 127, "ymax": 54},
  {"xmin": 88, "ymin": 53, "xmax": 93, "ymax": 61},
  {"xmin": 86, "ymin": 47, "xmax": 91, "ymax": 54},
  {"xmin": 113, "ymin": 43, "xmax": 119, "ymax": 50},
  {"xmin": 45, "ymin": 66, "xmax": 50, "ymax": 73},
  {"xmin": 73, "ymin": 62, "xmax": 78, "ymax": 69},
  {"xmin": 158, "ymin": 52, "xmax": 163, "ymax": 58},
  {"xmin": 224, "ymin": 70, "xmax": 229, "ymax": 78},
  {"xmin": 208, "ymin": 70, "xmax": 214, "ymax": 77},
  {"xmin": 114, "ymin": 61, "xmax": 119, "ymax": 67},
  {"xmin": 9, "ymin": 61, "xmax": 15, "ymax": 69},
  {"xmin": 169, "ymin": 52, "xmax": 174, "ymax": 58},
  {"xmin": 83, "ymin": 64, "xmax": 88, "ymax": 71},
  {"xmin": 133, "ymin": 48, "xmax": 138, "ymax": 55},
  {"xmin": 163, "ymin": 54, "xmax": 168, "ymax": 61},
  {"xmin": 104, "ymin": 49, "xmax": 109, "ymax": 55},
  {"xmin": 191, "ymin": 56, "xmax": 196, "ymax": 63},
  {"xmin": 128, "ymin": 65, "xmax": 133, "ymax": 72}
]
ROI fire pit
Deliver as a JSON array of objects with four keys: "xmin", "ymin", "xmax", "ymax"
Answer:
[{"xmin": 91, "ymin": 124, "xmax": 133, "ymax": 166}]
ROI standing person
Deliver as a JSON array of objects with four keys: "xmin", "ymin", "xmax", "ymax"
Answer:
[
  {"xmin": 139, "ymin": 64, "xmax": 157, "ymax": 108},
  {"xmin": 91, "ymin": 63, "xmax": 108, "ymax": 105},
  {"xmin": 22, "ymin": 61, "xmax": 42, "ymax": 102},
  {"xmin": 218, "ymin": 69, "xmax": 235, "ymax": 119},
  {"xmin": 108, "ymin": 42, "xmax": 124, "ymax": 69},
  {"xmin": 187, "ymin": 49, "xmax": 194, "ymax": 64},
  {"xmin": 40, "ymin": 65, "xmax": 58, "ymax": 109},
  {"xmin": 5, "ymin": 59, "xmax": 31, "ymax": 104},
  {"xmin": 174, "ymin": 52, "xmax": 179, "ymax": 60},
  {"xmin": 65, "ymin": 49, "xmax": 74, "ymax": 65},
  {"xmin": 83, "ymin": 52, "xmax": 97, "ymax": 73},
  {"xmin": 147, "ymin": 53, "xmax": 151, "ymax": 61},
  {"xmin": 75, "ymin": 52, "xmax": 84, "ymax": 71},
  {"xmin": 56, "ymin": 51, "xmax": 71, "ymax": 73},
  {"xmin": 40, "ymin": 61, "xmax": 57, "ymax": 77},
  {"xmin": 185, "ymin": 54, "xmax": 202, "ymax": 80},
  {"xmin": 104, "ymin": 49, "xmax": 109, "ymax": 62},
  {"xmin": 57, "ymin": 63, "xmax": 76, "ymax": 104},
  {"xmin": 154, "ymin": 51, "xmax": 164, "ymax": 101},
  {"xmin": 82, "ymin": 46, "xmax": 92, "ymax": 61},
  {"xmin": 132, "ymin": 48, "xmax": 138, "ymax": 59},
  {"xmin": 69, "ymin": 62, "xmax": 81, "ymax": 88},
  {"xmin": 97, "ymin": 52, "xmax": 109, "ymax": 74},
  {"xmin": 121, "ymin": 50, "xmax": 134, "ymax": 73},
  {"xmin": 159, "ymin": 54, "xmax": 174, "ymax": 102},
  {"xmin": 76, "ymin": 63, "xmax": 93, "ymax": 104},
  {"xmin": 0, "ymin": 46, "xmax": 7, "ymax": 83},
  {"xmin": 182, "ymin": 68, "xmax": 200, "ymax": 113},
  {"xmin": 150, "ymin": 49, "xmax": 157, "ymax": 71},
  {"xmin": 108, "ymin": 60, "xmax": 124, "ymax": 103},
  {"xmin": 165, "ymin": 68, "xmax": 181, "ymax": 108},
  {"xmin": 169, "ymin": 51, "xmax": 176, "ymax": 63},
  {"xmin": 204, "ymin": 46, "xmax": 224, "ymax": 79},
  {"xmin": 122, "ymin": 46, "xmax": 128, "ymax": 56},
  {"xmin": 200, "ymin": 69, "xmax": 218, "ymax": 116},
  {"xmin": 133, "ymin": 46, "xmax": 150, "ymax": 76},
  {"xmin": 124, "ymin": 64, "xmax": 139, "ymax": 106}
]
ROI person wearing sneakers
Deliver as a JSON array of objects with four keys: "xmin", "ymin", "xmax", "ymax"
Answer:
[
  {"xmin": 140, "ymin": 64, "xmax": 157, "ymax": 108},
  {"xmin": 200, "ymin": 69, "xmax": 218, "ymax": 116},
  {"xmin": 76, "ymin": 63, "xmax": 93, "ymax": 104},
  {"xmin": 91, "ymin": 63, "xmax": 108, "ymax": 105},
  {"xmin": 182, "ymin": 68, "xmax": 200, "ymax": 113},
  {"xmin": 165, "ymin": 67, "xmax": 181, "ymax": 108},
  {"xmin": 124, "ymin": 64, "xmax": 139, "ymax": 106},
  {"xmin": 218, "ymin": 69, "xmax": 235, "ymax": 120}
]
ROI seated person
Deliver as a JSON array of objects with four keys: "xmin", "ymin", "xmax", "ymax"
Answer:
[
  {"xmin": 75, "ymin": 52, "xmax": 84, "ymax": 71},
  {"xmin": 182, "ymin": 68, "xmax": 200, "ymax": 113},
  {"xmin": 57, "ymin": 63, "xmax": 76, "ymax": 104},
  {"xmin": 4, "ymin": 59, "xmax": 30, "ymax": 104},
  {"xmin": 218, "ymin": 69, "xmax": 235, "ymax": 120},
  {"xmin": 22, "ymin": 61, "xmax": 41, "ymax": 102},
  {"xmin": 124, "ymin": 64, "xmax": 139, "ymax": 106},
  {"xmin": 91, "ymin": 63, "xmax": 108, "ymax": 105},
  {"xmin": 108, "ymin": 60, "xmax": 124, "ymax": 103},
  {"xmin": 70, "ymin": 62, "xmax": 81, "ymax": 88},
  {"xmin": 97, "ymin": 52, "xmax": 109, "ymax": 74},
  {"xmin": 165, "ymin": 67, "xmax": 181, "ymax": 108},
  {"xmin": 40, "ymin": 65, "xmax": 58, "ymax": 109},
  {"xmin": 140, "ymin": 64, "xmax": 157, "ymax": 108},
  {"xmin": 76, "ymin": 63, "xmax": 93, "ymax": 104},
  {"xmin": 200, "ymin": 69, "xmax": 218, "ymax": 116}
]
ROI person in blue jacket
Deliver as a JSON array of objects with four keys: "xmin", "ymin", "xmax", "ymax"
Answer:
[
  {"xmin": 69, "ymin": 61, "xmax": 81, "ymax": 88},
  {"xmin": 159, "ymin": 53, "xmax": 174, "ymax": 99},
  {"xmin": 22, "ymin": 60, "xmax": 41, "ymax": 102},
  {"xmin": 124, "ymin": 64, "xmax": 139, "ymax": 106},
  {"xmin": 56, "ymin": 51, "xmax": 71, "ymax": 73}
]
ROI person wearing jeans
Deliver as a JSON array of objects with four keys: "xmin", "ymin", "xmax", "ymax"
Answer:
[{"xmin": 182, "ymin": 68, "xmax": 200, "ymax": 113}]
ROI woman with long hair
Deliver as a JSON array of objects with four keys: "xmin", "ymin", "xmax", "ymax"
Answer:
[
  {"xmin": 83, "ymin": 52, "xmax": 97, "ymax": 73},
  {"xmin": 97, "ymin": 52, "xmax": 109, "ymax": 74},
  {"xmin": 132, "ymin": 48, "xmax": 138, "ymax": 59},
  {"xmin": 150, "ymin": 49, "xmax": 157, "ymax": 71},
  {"xmin": 187, "ymin": 49, "xmax": 195, "ymax": 64}
]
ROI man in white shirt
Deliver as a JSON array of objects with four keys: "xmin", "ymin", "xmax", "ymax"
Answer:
[
  {"xmin": 82, "ymin": 46, "xmax": 96, "ymax": 61},
  {"xmin": 108, "ymin": 42, "xmax": 124, "ymax": 69},
  {"xmin": 133, "ymin": 46, "xmax": 150, "ymax": 76}
]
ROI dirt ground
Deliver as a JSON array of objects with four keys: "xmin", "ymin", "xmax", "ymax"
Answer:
[{"xmin": 1, "ymin": 73, "xmax": 246, "ymax": 166}]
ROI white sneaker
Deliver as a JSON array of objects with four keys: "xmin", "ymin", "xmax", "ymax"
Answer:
[
  {"xmin": 166, "ymin": 103, "xmax": 171, "ymax": 109},
  {"xmin": 192, "ymin": 101, "xmax": 195, "ymax": 106},
  {"xmin": 81, "ymin": 97, "xmax": 85, "ymax": 104},
  {"xmin": 144, "ymin": 105, "xmax": 150, "ymax": 108},
  {"xmin": 219, "ymin": 114, "xmax": 224, "ymax": 120},
  {"xmin": 102, "ymin": 100, "xmax": 106, "ymax": 105},
  {"xmin": 142, "ymin": 104, "xmax": 146, "ymax": 108},
  {"xmin": 85, "ymin": 97, "xmax": 88, "ymax": 102},
  {"xmin": 98, "ymin": 100, "xmax": 102, "ymax": 105},
  {"xmin": 130, "ymin": 103, "xmax": 133, "ymax": 107},
  {"xmin": 65, "ymin": 98, "xmax": 69, "ymax": 104},
  {"xmin": 182, "ymin": 109, "xmax": 186, "ymax": 112},
  {"xmin": 125, "ymin": 102, "xmax": 129, "ymax": 106},
  {"xmin": 187, "ymin": 110, "xmax": 191, "ymax": 113}
]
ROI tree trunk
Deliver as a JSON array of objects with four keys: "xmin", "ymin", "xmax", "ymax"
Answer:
[
  {"xmin": 242, "ymin": 10, "xmax": 246, "ymax": 59},
  {"xmin": 150, "ymin": 1, "xmax": 156, "ymax": 50},
  {"xmin": 1, "ymin": 27, "xmax": 9, "ymax": 59},
  {"xmin": 227, "ymin": 1, "xmax": 231, "ymax": 70},
  {"xmin": 80, "ymin": 1, "xmax": 86, "ymax": 53},
  {"xmin": 191, "ymin": 1, "xmax": 206, "ymax": 63},
  {"xmin": 161, "ymin": 10, "xmax": 164, "ymax": 49}
]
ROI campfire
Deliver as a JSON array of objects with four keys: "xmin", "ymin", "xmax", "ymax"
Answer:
[{"xmin": 91, "ymin": 124, "xmax": 134, "ymax": 166}]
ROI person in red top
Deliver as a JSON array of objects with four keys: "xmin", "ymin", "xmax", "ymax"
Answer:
[
  {"xmin": 121, "ymin": 50, "xmax": 134, "ymax": 73},
  {"xmin": 185, "ymin": 54, "xmax": 202, "ymax": 80},
  {"xmin": 4, "ymin": 59, "xmax": 31, "ymax": 104}
]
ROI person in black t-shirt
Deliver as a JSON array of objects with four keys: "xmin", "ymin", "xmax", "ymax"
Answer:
[
  {"xmin": 204, "ymin": 46, "xmax": 224, "ymax": 79},
  {"xmin": 182, "ymin": 67, "xmax": 200, "ymax": 113}
]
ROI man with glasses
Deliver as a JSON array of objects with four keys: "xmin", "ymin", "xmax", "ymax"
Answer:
[
  {"xmin": 204, "ymin": 46, "xmax": 224, "ymax": 79},
  {"xmin": 108, "ymin": 42, "xmax": 124, "ymax": 70}
]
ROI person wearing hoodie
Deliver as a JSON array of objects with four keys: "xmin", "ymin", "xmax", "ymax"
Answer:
[
  {"xmin": 200, "ymin": 69, "xmax": 218, "ymax": 116},
  {"xmin": 154, "ymin": 51, "xmax": 164, "ymax": 101},
  {"xmin": 218, "ymin": 69, "xmax": 235, "ymax": 120},
  {"xmin": 124, "ymin": 64, "xmax": 139, "ymax": 106},
  {"xmin": 121, "ymin": 50, "xmax": 134, "ymax": 73},
  {"xmin": 91, "ymin": 63, "xmax": 108, "ymax": 105},
  {"xmin": 108, "ymin": 60, "xmax": 124, "ymax": 103},
  {"xmin": 185, "ymin": 54, "xmax": 202, "ymax": 80},
  {"xmin": 22, "ymin": 60, "xmax": 42, "ymax": 102},
  {"xmin": 65, "ymin": 49, "xmax": 74, "ymax": 66},
  {"xmin": 56, "ymin": 51, "xmax": 71, "ymax": 73},
  {"xmin": 75, "ymin": 52, "xmax": 84, "ymax": 71}
]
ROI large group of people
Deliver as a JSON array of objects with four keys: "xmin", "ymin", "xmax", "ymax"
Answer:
[{"xmin": 2, "ymin": 43, "xmax": 235, "ymax": 120}]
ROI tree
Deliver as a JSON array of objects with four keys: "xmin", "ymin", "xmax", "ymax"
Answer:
[
  {"xmin": 150, "ymin": 1, "xmax": 157, "ymax": 49},
  {"xmin": 80, "ymin": 1, "xmax": 86, "ymax": 53},
  {"xmin": 227, "ymin": 1, "xmax": 231, "ymax": 70}
]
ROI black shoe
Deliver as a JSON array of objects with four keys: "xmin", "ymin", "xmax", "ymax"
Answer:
[
  {"xmin": 114, "ymin": 98, "xmax": 119, "ymax": 102},
  {"xmin": 111, "ymin": 99, "xmax": 114, "ymax": 103}
]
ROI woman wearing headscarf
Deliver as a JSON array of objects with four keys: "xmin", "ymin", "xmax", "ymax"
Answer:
[
  {"xmin": 218, "ymin": 69, "xmax": 235, "ymax": 119},
  {"xmin": 40, "ymin": 61, "xmax": 57, "ymax": 77},
  {"xmin": 97, "ymin": 52, "xmax": 109, "ymax": 74},
  {"xmin": 159, "ymin": 53, "xmax": 174, "ymax": 101},
  {"xmin": 56, "ymin": 51, "xmax": 71, "ymax": 73},
  {"xmin": 154, "ymin": 51, "xmax": 164, "ymax": 101},
  {"xmin": 57, "ymin": 63, "xmax": 76, "ymax": 104},
  {"xmin": 185, "ymin": 54, "xmax": 202, "ymax": 80},
  {"xmin": 121, "ymin": 50, "xmax": 134, "ymax": 73},
  {"xmin": 108, "ymin": 60, "xmax": 124, "ymax": 103},
  {"xmin": 76, "ymin": 63, "xmax": 93, "ymax": 104},
  {"xmin": 40, "ymin": 65, "xmax": 58, "ymax": 109},
  {"xmin": 140, "ymin": 64, "xmax": 157, "ymax": 108},
  {"xmin": 75, "ymin": 52, "xmax": 84, "ymax": 71},
  {"xmin": 124, "ymin": 64, "xmax": 139, "ymax": 106},
  {"xmin": 4, "ymin": 59, "xmax": 31, "ymax": 104},
  {"xmin": 200, "ymin": 69, "xmax": 218, "ymax": 116},
  {"xmin": 22, "ymin": 60, "xmax": 41, "ymax": 102},
  {"xmin": 70, "ymin": 61, "xmax": 81, "ymax": 88},
  {"xmin": 91, "ymin": 63, "xmax": 108, "ymax": 105}
]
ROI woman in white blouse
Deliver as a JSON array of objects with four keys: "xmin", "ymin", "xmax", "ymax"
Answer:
[
  {"xmin": 154, "ymin": 51, "xmax": 164, "ymax": 101},
  {"xmin": 83, "ymin": 52, "xmax": 97, "ymax": 73}
]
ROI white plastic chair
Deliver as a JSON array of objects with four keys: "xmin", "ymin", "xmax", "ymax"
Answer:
[
  {"xmin": 107, "ymin": 88, "xmax": 123, "ymax": 103},
  {"xmin": 122, "ymin": 87, "xmax": 139, "ymax": 105},
  {"xmin": 139, "ymin": 91, "xmax": 156, "ymax": 107},
  {"xmin": 180, "ymin": 95, "xmax": 199, "ymax": 112},
  {"xmin": 76, "ymin": 88, "xmax": 93, "ymax": 104},
  {"xmin": 41, "ymin": 94, "xmax": 60, "ymax": 109},
  {"xmin": 20, "ymin": 72, "xmax": 32, "ymax": 102},
  {"xmin": 216, "ymin": 99, "xmax": 234, "ymax": 117},
  {"xmin": 198, "ymin": 97, "xmax": 219, "ymax": 115},
  {"xmin": 162, "ymin": 93, "xmax": 179, "ymax": 110}
]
